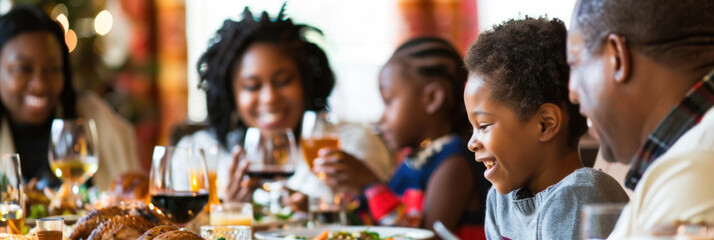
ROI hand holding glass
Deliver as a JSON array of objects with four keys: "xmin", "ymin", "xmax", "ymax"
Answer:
[
  {"xmin": 300, "ymin": 111, "xmax": 340, "ymax": 172},
  {"xmin": 242, "ymin": 128, "xmax": 297, "ymax": 215}
]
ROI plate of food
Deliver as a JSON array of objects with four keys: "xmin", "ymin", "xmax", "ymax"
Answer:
[{"xmin": 254, "ymin": 225, "xmax": 434, "ymax": 240}]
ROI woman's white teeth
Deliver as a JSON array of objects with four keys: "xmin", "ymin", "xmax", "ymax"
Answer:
[
  {"xmin": 25, "ymin": 96, "xmax": 47, "ymax": 107},
  {"xmin": 258, "ymin": 112, "xmax": 282, "ymax": 123},
  {"xmin": 484, "ymin": 161, "xmax": 495, "ymax": 169}
]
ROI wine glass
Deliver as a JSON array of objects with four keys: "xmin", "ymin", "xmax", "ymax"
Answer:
[
  {"xmin": 48, "ymin": 118, "xmax": 99, "ymax": 210},
  {"xmin": 300, "ymin": 111, "xmax": 347, "ymax": 225},
  {"xmin": 1, "ymin": 154, "xmax": 24, "ymax": 234},
  {"xmin": 243, "ymin": 127, "xmax": 298, "ymax": 179},
  {"xmin": 300, "ymin": 111, "xmax": 340, "ymax": 177},
  {"xmin": 242, "ymin": 127, "xmax": 297, "ymax": 215},
  {"xmin": 149, "ymin": 146, "xmax": 210, "ymax": 225}
]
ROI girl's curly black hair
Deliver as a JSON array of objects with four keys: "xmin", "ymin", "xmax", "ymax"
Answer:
[
  {"xmin": 197, "ymin": 5, "xmax": 335, "ymax": 147},
  {"xmin": 0, "ymin": 5, "xmax": 77, "ymax": 123}
]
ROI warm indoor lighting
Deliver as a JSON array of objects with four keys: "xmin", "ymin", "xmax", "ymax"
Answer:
[
  {"xmin": 65, "ymin": 29, "xmax": 77, "ymax": 53},
  {"xmin": 56, "ymin": 13, "xmax": 69, "ymax": 34},
  {"xmin": 51, "ymin": 3, "xmax": 68, "ymax": 19},
  {"xmin": 190, "ymin": 173, "xmax": 200, "ymax": 192},
  {"xmin": 93, "ymin": 10, "xmax": 113, "ymax": 36}
]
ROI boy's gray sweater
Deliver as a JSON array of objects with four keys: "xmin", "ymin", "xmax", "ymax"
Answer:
[{"xmin": 485, "ymin": 168, "xmax": 630, "ymax": 240}]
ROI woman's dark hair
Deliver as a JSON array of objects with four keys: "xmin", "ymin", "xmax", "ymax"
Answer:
[
  {"xmin": 0, "ymin": 5, "xmax": 77, "ymax": 122},
  {"xmin": 197, "ymin": 6, "xmax": 335, "ymax": 147},
  {"xmin": 465, "ymin": 17, "xmax": 587, "ymax": 148},
  {"xmin": 390, "ymin": 37, "xmax": 470, "ymax": 138}
]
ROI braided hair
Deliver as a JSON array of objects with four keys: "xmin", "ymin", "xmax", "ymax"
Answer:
[
  {"xmin": 0, "ymin": 5, "xmax": 77, "ymax": 123},
  {"xmin": 197, "ymin": 5, "xmax": 335, "ymax": 147},
  {"xmin": 389, "ymin": 37, "xmax": 470, "ymax": 138}
]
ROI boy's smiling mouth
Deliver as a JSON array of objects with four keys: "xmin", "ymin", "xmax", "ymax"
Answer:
[
  {"xmin": 475, "ymin": 156, "xmax": 498, "ymax": 180},
  {"xmin": 475, "ymin": 156, "xmax": 497, "ymax": 169}
]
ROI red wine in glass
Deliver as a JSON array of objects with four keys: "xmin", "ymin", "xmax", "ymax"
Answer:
[
  {"xmin": 150, "ymin": 191, "xmax": 209, "ymax": 224},
  {"xmin": 149, "ymin": 146, "xmax": 210, "ymax": 226}
]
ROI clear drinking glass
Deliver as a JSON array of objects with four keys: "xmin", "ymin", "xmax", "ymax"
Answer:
[
  {"xmin": 0, "ymin": 154, "xmax": 24, "ymax": 234},
  {"xmin": 243, "ymin": 127, "xmax": 298, "ymax": 179},
  {"xmin": 35, "ymin": 217, "xmax": 64, "ymax": 240},
  {"xmin": 210, "ymin": 202, "xmax": 253, "ymax": 226},
  {"xmin": 197, "ymin": 144, "xmax": 228, "ymax": 211},
  {"xmin": 200, "ymin": 225, "xmax": 251, "ymax": 240},
  {"xmin": 581, "ymin": 203, "xmax": 626, "ymax": 240},
  {"xmin": 48, "ymin": 118, "xmax": 99, "ymax": 209},
  {"xmin": 242, "ymin": 127, "xmax": 297, "ymax": 215},
  {"xmin": 301, "ymin": 111, "xmax": 348, "ymax": 225},
  {"xmin": 300, "ymin": 111, "xmax": 340, "ymax": 173},
  {"xmin": 149, "ymin": 146, "xmax": 210, "ymax": 225},
  {"xmin": 308, "ymin": 185, "xmax": 347, "ymax": 227}
]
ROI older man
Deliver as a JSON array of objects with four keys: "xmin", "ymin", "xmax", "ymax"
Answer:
[{"xmin": 567, "ymin": 0, "xmax": 714, "ymax": 238}]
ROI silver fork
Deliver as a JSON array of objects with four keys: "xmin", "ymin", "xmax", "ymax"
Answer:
[{"xmin": 433, "ymin": 220, "xmax": 461, "ymax": 240}]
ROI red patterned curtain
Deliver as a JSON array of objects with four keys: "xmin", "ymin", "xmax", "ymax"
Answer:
[{"xmin": 397, "ymin": 0, "xmax": 479, "ymax": 55}]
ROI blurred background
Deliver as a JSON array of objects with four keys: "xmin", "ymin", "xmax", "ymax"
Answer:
[{"xmin": 0, "ymin": 0, "xmax": 577, "ymax": 171}]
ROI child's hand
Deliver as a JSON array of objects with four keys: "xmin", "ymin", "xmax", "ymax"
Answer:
[{"xmin": 312, "ymin": 147, "xmax": 380, "ymax": 193}]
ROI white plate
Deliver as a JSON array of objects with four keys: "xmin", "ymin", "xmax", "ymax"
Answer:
[{"xmin": 254, "ymin": 225, "xmax": 434, "ymax": 240}]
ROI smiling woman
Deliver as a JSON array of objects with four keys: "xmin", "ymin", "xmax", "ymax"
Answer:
[
  {"xmin": 178, "ymin": 5, "xmax": 394, "ymax": 204},
  {"xmin": 0, "ymin": 5, "xmax": 139, "ymax": 190}
]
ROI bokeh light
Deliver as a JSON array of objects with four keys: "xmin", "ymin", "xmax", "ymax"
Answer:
[
  {"xmin": 94, "ymin": 10, "xmax": 113, "ymax": 36},
  {"xmin": 65, "ymin": 29, "xmax": 77, "ymax": 52},
  {"xmin": 56, "ymin": 13, "xmax": 69, "ymax": 34}
]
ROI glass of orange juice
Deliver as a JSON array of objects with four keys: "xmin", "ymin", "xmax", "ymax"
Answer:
[
  {"xmin": 210, "ymin": 202, "xmax": 253, "ymax": 226},
  {"xmin": 198, "ymin": 144, "xmax": 227, "ymax": 212},
  {"xmin": 300, "ymin": 111, "xmax": 340, "ymax": 170}
]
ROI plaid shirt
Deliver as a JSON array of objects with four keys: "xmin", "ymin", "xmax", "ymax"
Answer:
[{"xmin": 625, "ymin": 69, "xmax": 714, "ymax": 189}]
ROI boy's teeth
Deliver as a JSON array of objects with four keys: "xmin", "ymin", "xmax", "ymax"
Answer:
[{"xmin": 484, "ymin": 161, "xmax": 495, "ymax": 169}]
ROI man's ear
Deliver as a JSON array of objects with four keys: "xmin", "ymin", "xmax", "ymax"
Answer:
[
  {"xmin": 535, "ymin": 103, "xmax": 564, "ymax": 143},
  {"xmin": 606, "ymin": 33, "xmax": 631, "ymax": 83},
  {"xmin": 423, "ymin": 81, "xmax": 446, "ymax": 115}
]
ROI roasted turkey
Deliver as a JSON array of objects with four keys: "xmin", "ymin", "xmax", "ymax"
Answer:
[
  {"xmin": 86, "ymin": 215, "xmax": 155, "ymax": 240},
  {"xmin": 136, "ymin": 225, "xmax": 179, "ymax": 240}
]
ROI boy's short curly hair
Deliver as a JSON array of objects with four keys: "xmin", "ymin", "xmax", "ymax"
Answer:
[{"xmin": 465, "ymin": 16, "xmax": 587, "ymax": 148}]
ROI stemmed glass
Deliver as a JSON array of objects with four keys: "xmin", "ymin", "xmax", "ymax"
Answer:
[
  {"xmin": 300, "ymin": 111, "xmax": 347, "ymax": 225},
  {"xmin": 300, "ymin": 111, "xmax": 340, "ymax": 174},
  {"xmin": 149, "ymin": 146, "xmax": 210, "ymax": 225},
  {"xmin": 48, "ymin": 118, "xmax": 99, "ymax": 210},
  {"xmin": 242, "ymin": 127, "xmax": 297, "ymax": 215},
  {"xmin": 0, "ymin": 154, "xmax": 24, "ymax": 234}
]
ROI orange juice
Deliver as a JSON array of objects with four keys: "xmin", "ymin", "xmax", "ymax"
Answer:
[
  {"xmin": 207, "ymin": 171, "xmax": 220, "ymax": 209},
  {"xmin": 301, "ymin": 136, "xmax": 340, "ymax": 169},
  {"xmin": 210, "ymin": 212, "xmax": 253, "ymax": 226}
]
